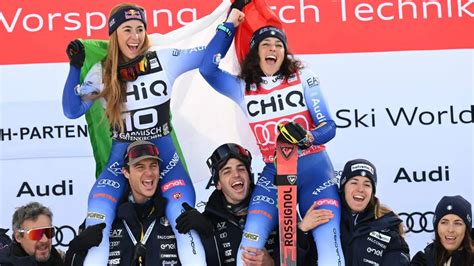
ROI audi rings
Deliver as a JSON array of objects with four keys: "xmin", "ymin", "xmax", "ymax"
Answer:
[
  {"xmin": 398, "ymin": 211, "xmax": 435, "ymax": 233},
  {"xmin": 252, "ymin": 115, "xmax": 310, "ymax": 146},
  {"xmin": 53, "ymin": 225, "xmax": 77, "ymax": 247}
]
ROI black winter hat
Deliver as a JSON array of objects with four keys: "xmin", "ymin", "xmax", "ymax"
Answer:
[
  {"xmin": 250, "ymin": 26, "xmax": 288, "ymax": 50},
  {"xmin": 433, "ymin": 195, "xmax": 472, "ymax": 230},
  {"xmin": 339, "ymin": 159, "xmax": 377, "ymax": 193}
]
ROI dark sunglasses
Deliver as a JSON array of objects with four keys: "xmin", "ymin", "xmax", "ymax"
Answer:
[
  {"xmin": 118, "ymin": 54, "xmax": 149, "ymax": 82},
  {"xmin": 207, "ymin": 143, "xmax": 251, "ymax": 171},
  {"xmin": 127, "ymin": 143, "xmax": 160, "ymax": 160},
  {"xmin": 17, "ymin": 226, "xmax": 55, "ymax": 241}
]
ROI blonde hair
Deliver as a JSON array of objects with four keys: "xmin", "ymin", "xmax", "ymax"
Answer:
[{"xmin": 98, "ymin": 3, "xmax": 151, "ymax": 132}]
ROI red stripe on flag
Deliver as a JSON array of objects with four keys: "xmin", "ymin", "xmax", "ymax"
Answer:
[{"xmin": 235, "ymin": 0, "xmax": 283, "ymax": 63}]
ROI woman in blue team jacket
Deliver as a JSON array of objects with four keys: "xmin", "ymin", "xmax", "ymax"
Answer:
[{"xmin": 310, "ymin": 159, "xmax": 411, "ymax": 265}]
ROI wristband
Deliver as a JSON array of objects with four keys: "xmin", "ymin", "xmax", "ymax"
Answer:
[{"xmin": 216, "ymin": 23, "xmax": 232, "ymax": 37}]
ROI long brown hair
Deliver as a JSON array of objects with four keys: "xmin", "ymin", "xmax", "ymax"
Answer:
[
  {"xmin": 239, "ymin": 45, "xmax": 302, "ymax": 90},
  {"xmin": 433, "ymin": 221, "xmax": 474, "ymax": 266},
  {"xmin": 98, "ymin": 3, "xmax": 151, "ymax": 132},
  {"xmin": 372, "ymin": 196, "xmax": 406, "ymax": 237}
]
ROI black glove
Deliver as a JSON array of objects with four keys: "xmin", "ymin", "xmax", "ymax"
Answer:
[
  {"xmin": 175, "ymin": 203, "xmax": 213, "ymax": 237},
  {"xmin": 278, "ymin": 121, "xmax": 313, "ymax": 149},
  {"xmin": 230, "ymin": 0, "xmax": 251, "ymax": 11},
  {"xmin": 68, "ymin": 223, "xmax": 105, "ymax": 252},
  {"xmin": 66, "ymin": 39, "xmax": 85, "ymax": 68}
]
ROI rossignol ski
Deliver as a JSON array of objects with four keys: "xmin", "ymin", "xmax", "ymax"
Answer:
[{"xmin": 275, "ymin": 134, "xmax": 298, "ymax": 266}]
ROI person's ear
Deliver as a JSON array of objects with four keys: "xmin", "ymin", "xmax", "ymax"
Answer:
[
  {"xmin": 216, "ymin": 180, "xmax": 222, "ymax": 190},
  {"xmin": 123, "ymin": 167, "xmax": 130, "ymax": 180},
  {"xmin": 14, "ymin": 231, "xmax": 22, "ymax": 243}
]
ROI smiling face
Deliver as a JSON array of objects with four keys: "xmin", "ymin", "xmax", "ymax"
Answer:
[
  {"xmin": 15, "ymin": 214, "xmax": 52, "ymax": 262},
  {"xmin": 124, "ymin": 158, "xmax": 159, "ymax": 203},
  {"xmin": 437, "ymin": 214, "xmax": 467, "ymax": 252},
  {"xmin": 343, "ymin": 176, "xmax": 373, "ymax": 213},
  {"xmin": 216, "ymin": 158, "xmax": 251, "ymax": 205},
  {"xmin": 116, "ymin": 20, "xmax": 146, "ymax": 61},
  {"xmin": 258, "ymin": 37, "xmax": 285, "ymax": 76}
]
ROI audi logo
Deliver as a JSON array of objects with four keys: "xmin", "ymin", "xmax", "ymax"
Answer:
[
  {"xmin": 253, "ymin": 195, "xmax": 275, "ymax": 205},
  {"xmin": 252, "ymin": 115, "xmax": 310, "ymax": 146},
  {"xmin": 53, "ymin": 225, "xmax": 77, "ymax": 247},
  {"xmin": 398, "ymin": 211, "xmax": 435, "ymax": 233},
  {"xmin": 98, "ymin": 179, "xmax": 121, "ymax": 188}
]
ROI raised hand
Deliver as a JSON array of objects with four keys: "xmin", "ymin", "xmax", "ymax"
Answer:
[
  {"xmin": 226, "ymin": 8, "xmax": 245, "ymax": 27},
  {"xmin": 66, "ymin": 39, "xmax": 85, "ymax": 68},
  {"xmin": 278, "ymin": 121, "xmax": 314, "ymax": 149}
]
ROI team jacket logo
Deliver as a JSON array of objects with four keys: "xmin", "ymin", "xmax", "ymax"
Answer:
[
  {"xmin": 369, "ymin": 231, "xmax": 391, "ymax": 243},
  {"xmin": 252, "ymin": 114, "xmax": 310, "ymax": 146},
  {"xmin": 315, "ymin": 198, "xmax": 339, "ymax": 208},
  {"xmin": 249, "ymin": 209, "xmax": 273, "ymax": 220},
  {"xmin": 351, "ymin": 163, "xmax": 375, "ymax": 175},
  {"xmin": 109, "ymin": 229, "xmax": 123, "ymax": 238},
  {"xmin": 246, "ymin": 86, "xmax": 306, "ymax": 120},
  {"xmin": 367, "ymin": 247, "xmax": 384, "ymax": 257},
  {"xmin": 87, "ymin": 212, "xmax": 106, "ymax": 221},
  {"xmin": 111, "ymin": 66, "xmax": 172, "ymax": 141},
  {"xmin": 161, "ymin": 179, "xmax": 186, "ymax": 192},
  {"xmin": 107, "ymin": 162, "xmax": 122, "ymax": 177},
  {"xmin": 216, "ymin": 222, "xmax": 226, "ymax": 231},
  {"xmin": 253, "ymin": 195, "xmax": 275, "ymax": 205},
  {"xmin": 97, "ymin": 178, "xmax": 121, "ymax": 189},
  {"xmin": 256, "ymin": 176, "xmax": 277, "ymax": 191},
  {"xmin": 312, "ymin": 177, "xmax": 338, "ymax": 195},
  {"xmin": 243, "ymin": 232, "xmax": 259, "ymax": 241}
]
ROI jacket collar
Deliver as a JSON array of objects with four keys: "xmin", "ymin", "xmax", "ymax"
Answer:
[
  {"xmin": 5, "ymin": 240, "xmax": 63, "ymax": 266},
  {"xmin": 204, "ymin": 189, "xmax": 242, "ymax": 226}
]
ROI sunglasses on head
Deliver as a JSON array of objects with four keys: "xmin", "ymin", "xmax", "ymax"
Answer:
[
  {"xmin": 17, "ymin": 226, "xmax": 55, "ymax": 241},
  {"xmin": 127, "ymin": 143, "xmax": 159, "ymax": 161}
]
